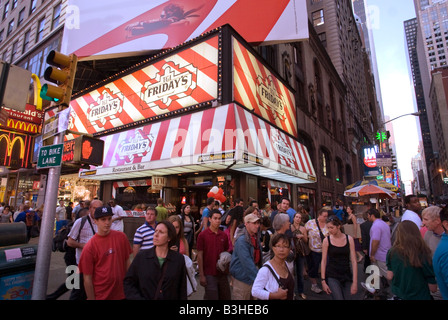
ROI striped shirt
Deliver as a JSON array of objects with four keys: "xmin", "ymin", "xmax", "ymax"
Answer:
[{"xmin": 133, "ymin": 222, "xmax": 157, "ymax": 250}]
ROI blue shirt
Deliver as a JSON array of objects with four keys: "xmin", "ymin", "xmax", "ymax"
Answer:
[
  {"xmin": 433, "ymin": 233, "xmax": 448, "ymax": 300},
  {"xmin": 201, "ymin": 207, "xmax": 211, "ymax": 230},
  {"xmin": 133, "ymin": 221, "xmax": 157, "ymax": 250},
  {"xmin": 286, "ymin": 208, "xmax": 296, "ymax": 223}
]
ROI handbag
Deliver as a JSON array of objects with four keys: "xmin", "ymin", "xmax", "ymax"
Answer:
[
  {"xmin": 184, "ymin": 255, "xmax": 197, "ymax": 297},
  {"xmin": 292, "ymin": 230, "xmax": 310, "ymax": 256}
]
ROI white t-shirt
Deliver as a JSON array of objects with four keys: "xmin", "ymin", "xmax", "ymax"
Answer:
[
  {"xmin": 401, "ymin": 209, "xmax": 422, "ymax": 229},
  {"xmin": 56, "ymin": 206, "xmax": 66, "ymax": 221},
  {"xmin": 111, "ymin": 204, "xmax": 126, "ymax": 232}
]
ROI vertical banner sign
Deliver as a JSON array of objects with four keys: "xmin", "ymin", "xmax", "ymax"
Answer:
[
  {"xmin": 362, "ymin": 145, "xmax": 380, "ymax": 177},
  {"xmin": 232, "ymin": 37, "xmax": 297, "ymax": 137}
]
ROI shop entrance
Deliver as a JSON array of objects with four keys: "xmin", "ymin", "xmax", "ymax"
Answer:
[{"xmin": 181, "ymin": 186, "xmax": 210, "ymax": 222}]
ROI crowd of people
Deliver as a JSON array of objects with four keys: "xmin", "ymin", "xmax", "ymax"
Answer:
[{"xmin": 11, "ymin": 192, "xmax": 446, "ymax": 301}]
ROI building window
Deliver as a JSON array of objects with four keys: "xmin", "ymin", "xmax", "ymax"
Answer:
[
  {"xmin": 318, "ymin": 32, "xmax": 327, "ymax": 47},
  {"xmin": 17, "ymin": 8, "xmax": 25, "ymax": 26},
  {"xmin": 12, "ymin": 0, "xmax": 18, "ymax": 10},
  {"xmin": 36, "ymin": 18, "xmax": 45, "ymax": 42},
  {"xmin": 312, "ymin": 9, "xmax": 324, "ymax": 27},
  {"xmin": 52, "ymin": 3, "xmax": 62, "ymax": 30},
  {"xmin": 11, "ymin": 40, "xmax": 19, "ymax": 62},
  {"xmin": 7, "ymin": 19, "xmax": 14, "ymax": 36},
  {"xmin": 3, "ymin": 2, "xmax": 9, "ymax": 21},
  {"xmin": 0, "ymin": 29, "xmax": 3, "ymax": 44},
  {"xmin": 321, "ymin": 148, "xmax": 331, "ymax": 178},
  {"xmin": 29, "ymin": 0, "xmax": 37, "ymax": 15},
  {"xmin": 23, "ymin": 29, "xmax": 31, "ymax": 53}
]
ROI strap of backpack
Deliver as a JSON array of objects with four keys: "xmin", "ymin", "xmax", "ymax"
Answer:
[{"xmin": 76, "ymin": 216, "xmax": 95, "ymax": 241}]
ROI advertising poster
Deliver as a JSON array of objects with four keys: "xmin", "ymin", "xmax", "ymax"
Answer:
[{"xmin": 62, "ymin": 0, "xmax": 308, "ymax": 58}]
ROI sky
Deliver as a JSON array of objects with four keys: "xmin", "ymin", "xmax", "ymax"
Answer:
[{"xmin": 367, "ymin": 0, "xmax": 420, "ymax": 191}]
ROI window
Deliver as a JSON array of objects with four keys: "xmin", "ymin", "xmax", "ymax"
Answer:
[
  {"xmin": 321, "ymin": 148, "xmax": 331, "ymax": 178},
  {"xmin": 23, "ymin": 29, "xmax": 31, "ymax": 53},
  {"xmin": 0, "ymin": 29, "xmax": 3, "ymax": 44},
  {"xmin": 17, "ymin": 8, "xmax": 25, "ymax": 26},
  {"xmin": 12, "ymin": 0, "xmax": 18, "ymax": 10},
  {"xmin": 11, "ymin": 40, "xmax": 19, "ymax": 62},
  {"xmin": 29, "ymin": 0, "xmax": 37, "ymax": 15},
  {"xmin": 312, "ymin": 9, "xmax": 324, "ymax": 27},
  {"xmin": 3, "ymin": 2, "xmax": 9, "ymax": 21},
  {"xmin": 318, "ymin": 32, "xmax": 327, "ymax": 47},
  {"xmin": 36, "ymin": 18, "xmax": 45, "ymax": 42},
  {"xmin": 52, "ymin": 3, "xmax": 62, "ymax": 30},
  {"xmin": 7, "ymin": 19, "xmax": 14, "ymax": 36}
]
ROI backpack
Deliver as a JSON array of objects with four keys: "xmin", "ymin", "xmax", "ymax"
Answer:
[
  {"xmin": 25, "ymin": 211, "xmax": 35, "ymax": 227},
  {"xmin": 52, "ymin": 220, "xmax": 74, "ymax": 252},
  {"xmin": 52, "ymin": 216, "xmax": 92, "ymax": 252}
]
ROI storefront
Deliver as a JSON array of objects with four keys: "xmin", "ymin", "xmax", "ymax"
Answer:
[
  {"xmin": 0, "ymin": 104, "xmax": 43, "ymax": 209},
  {"xmin": 71, "ymin": 26, "xmax": 316, "ymax": 211}
]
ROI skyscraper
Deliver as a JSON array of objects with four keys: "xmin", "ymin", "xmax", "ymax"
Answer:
[
  {"xmin": 404, "ymin": 17, "xmax": 433, "ymax": 194},
  {"xmin": 414, "ymin": 0, "xmax": 448, "ymax": 72}
]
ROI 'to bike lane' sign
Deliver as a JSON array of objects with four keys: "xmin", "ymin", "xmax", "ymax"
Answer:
[{"xmin": 37, "ymin": 144, "xmax": 63, "ymax": 169}]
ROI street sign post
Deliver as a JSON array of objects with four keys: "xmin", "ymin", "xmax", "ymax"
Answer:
[{"xmin": 37, "ymin": 144, "xmax": 63, "ymax": 169}]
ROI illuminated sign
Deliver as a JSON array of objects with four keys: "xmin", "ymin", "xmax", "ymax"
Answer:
[
  {"xmin": 0, "ymin": 131, "xmax": 32, "ymax": 169},
  {"xmin": 69, "ymin": 35, "xmax": 218, "ymax": 135},
  {"xmin": 233, "ymin": 37, "xmax": 297, "ymax": 136},
  {"xmin": 87, "ymin": 89, "xmax": 124, "ymax": 128},
  {"xmin": 140, "ymin": 62, "xmax": 197, "ymax": 109},
  {"xmin": 362, "ymin": 145, "xmax": 380, "ymax": 177},
  {"xmin": 116, "ymin": 130, "xmax": 154, "ymax": 163}
]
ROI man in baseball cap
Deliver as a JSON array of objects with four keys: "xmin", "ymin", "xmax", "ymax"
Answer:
[
  {"xmin": 78, "ymin": 204, "xmax": 132, "ymax": 300},
  {"xmin": 230, "ymin": 213, "xmax": 262, "ymax": 299}
]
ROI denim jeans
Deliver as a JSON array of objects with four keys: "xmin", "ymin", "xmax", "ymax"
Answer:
[
  {"xmin": 294, "ymin": 255, "xmax": 306, "ymax": 294},
  {"xmin": 327, "ymin": 277, "xmax": 353, "ymax": 300}
]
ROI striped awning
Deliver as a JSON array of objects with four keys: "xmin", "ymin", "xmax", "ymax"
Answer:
[{"xmin": 79, "ymin": 103, "xmax": 316, "ymax": 184}]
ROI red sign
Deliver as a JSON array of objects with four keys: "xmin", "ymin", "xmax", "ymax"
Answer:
[
  {"xmin": 69, "ymin": 35, "xmax": 219, "ymax": 135},
  {"xmin": 233, "ymin": 37, "xmax": 297, "ymax": 137}
]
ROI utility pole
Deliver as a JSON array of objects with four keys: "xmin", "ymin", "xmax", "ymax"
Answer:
[{"xmin": 31, "ymin": 51, "xmax": 77, "ymax": 300}]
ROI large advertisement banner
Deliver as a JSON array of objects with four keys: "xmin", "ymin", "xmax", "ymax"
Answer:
[
  {"xmin": 69, "ymin": 35, "xmax": 218, "ymax": 135},
  {"xmin": 62, "ymin": 0, "xmax": 308, "ymax": 58},
  {"xmin": 233, "ymin": 37, "xmax": 297, "ymax": 137}
]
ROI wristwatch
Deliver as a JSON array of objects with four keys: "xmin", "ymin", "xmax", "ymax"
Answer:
[{"xmin": 321, "ymin": 278, "xmax": 326, "ymax": 282}]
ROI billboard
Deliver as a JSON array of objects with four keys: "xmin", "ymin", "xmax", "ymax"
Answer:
[
  {"xmin": 362, "ymin": 145, "xmax": 380, "ymax": 177},
  {"xmin": 233, "ymin": 36, "xmax": 297, "ymax": 137},
  {"xmin": 69, "ymin": 34, "xmax": 219, "ymax": 135},
  {"xmin": 62, "ymin": 0, "xmax": 308, "ymax": 58}
]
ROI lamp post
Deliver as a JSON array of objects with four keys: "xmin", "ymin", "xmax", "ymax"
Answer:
[
  {"xmin": 375, "ymin": 111, "xmax": 421, "ymax": 197},
  {"xmin": 381, "ymin": 111, "xmax": 421, "ymax": 126}
]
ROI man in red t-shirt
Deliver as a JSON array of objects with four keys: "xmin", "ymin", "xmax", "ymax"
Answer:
[
  {"xmin": 78, "ymin": 206, "xmax": 132, "ymax": 300},
  {"xmin": 197, "ymin": 209, "xmax": 231, "ymax": 300}
]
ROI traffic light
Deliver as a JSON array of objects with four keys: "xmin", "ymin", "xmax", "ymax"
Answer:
[{"xmin": 40, "ymin": 51, "xmax": 77, "ymax": 105}]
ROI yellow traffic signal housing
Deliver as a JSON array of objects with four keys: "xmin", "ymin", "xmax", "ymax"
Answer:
[{"xmin": 40, "ymin": 51, "xmax": 77, "ymax": 105}]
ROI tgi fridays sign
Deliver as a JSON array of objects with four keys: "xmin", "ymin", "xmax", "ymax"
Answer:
[
  {"xmin": 69, "ymin": 35, "xmax": 218, "ymax": 135},
  {"xmin": 233, "ymin": 37, "xmax": 297, "ymax": 137}
]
